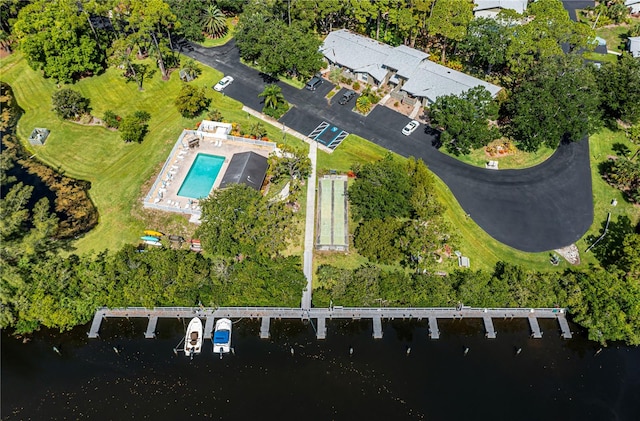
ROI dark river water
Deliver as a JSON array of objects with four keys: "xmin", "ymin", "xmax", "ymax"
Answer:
[{"xmin": 2, "ymin": 317, "xmax": 639, "ymax": 420}]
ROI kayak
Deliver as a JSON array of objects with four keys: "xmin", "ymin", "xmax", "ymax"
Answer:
[
  {"xmin": 144, "ymin": 230, "xmax": 164, "ymax": 237},
  {"xmin": 141, "ymin": 235, "xmax": 160, "ymax": 242}
]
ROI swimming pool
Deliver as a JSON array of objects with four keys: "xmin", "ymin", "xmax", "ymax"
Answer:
[{"xmin": 177, "ymin": 153, "xmax": 225, "ymax": 199}]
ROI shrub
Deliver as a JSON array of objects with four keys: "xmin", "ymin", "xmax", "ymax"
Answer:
[
  {"xmin": 207, "ymin": 108, "xmax": 223, "ymax": 121},
  {"xmin": 119, "ymin": 111, "xmax": 151, "ymax": 143},
  {"xmin": 175, "ymin": 84, "xmax": 211, "ymax": 118},
  {"xmin": 51, "ymin": 89, "xmax": 90, "ymax": 120},
  {"xmin": 263, "ymin": 101, "xmax": 289, "ymax": 119},
  {"xmin": 356, "ymin": 96, "xmax": 371, "ymax": 114},
  {"xmin": 103, "ymin": 110, "xmax": 120, "ymax": 129},
  {"xmin": 329, "ymin": 68, "xmax": 342, "ymax": 83},
  {"xmin": 352, "ymin": 81, "xmax": 361, "ymax": 91}
]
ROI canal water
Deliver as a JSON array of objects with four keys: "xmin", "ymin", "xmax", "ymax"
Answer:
[{"xmin": 2, "ymin": 317, "xmax": 639, "ymax": 420}]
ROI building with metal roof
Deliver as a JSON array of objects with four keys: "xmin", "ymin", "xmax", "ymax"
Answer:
[
  {"xmin": 473, "ymin": 0, "xmax": 529, "ymax": 18},
  {"xmin": 320, "ymin": 30, "xmax": 502, "ymax": 106}
]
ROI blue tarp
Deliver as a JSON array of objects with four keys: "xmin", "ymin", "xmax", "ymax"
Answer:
[{"xmin": 213, "ymin": 330, "xmax": 230, "ymax": 344}]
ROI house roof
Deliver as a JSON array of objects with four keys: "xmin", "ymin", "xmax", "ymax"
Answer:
[
  {"xmin": 383, "ymin": 45, "xmax": 429, "ymax": 79},
  {"xmin": 320, "ymin": 29, "xmax": 392, "ymax": 82},
  {"xmin": 219, "ymin": 152, "xmax": 268, "ymax": 191},
  {"xmin": 474, "ymin": 0, "xmax": 528, "ymax": 14},
  {"xmin": 402, "ymin": 60, "xmax": 502, "ymax": 103},
  {"xmin": 625, "ymin": 0, "xmax": 639, "ymax": 6},
  {"xmin": 320, "ymin": 30, "xmax": 502, "ymax": 102}
]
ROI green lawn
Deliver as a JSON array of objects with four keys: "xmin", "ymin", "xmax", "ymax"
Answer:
[
  {"xmin": 0, "ymin": 52, "xmax": 307, "ymax": 255},
  {"xmin": 582, "ymin": 51, "xmax": 619, "ymax": 64},
  {"xmin": 596, "ymin": 21, "xmax": 640, "ymax": 53},
  {"xmin": 195, "ymin": 17, "xmax": 237, "ymax": 48},
  {"xmin": 439, "ymin": 139, "xmax": 556, "ymax": 169},
  {"xmin": 317, "ymin": 134, "xmax": 392, "ymax": 172},
  {"xmin": 579, "ymin": 128, "xmax": 640, "ymax": 265}
]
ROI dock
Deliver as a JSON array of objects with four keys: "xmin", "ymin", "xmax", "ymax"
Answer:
[
  {"xmin": 203, "ymin": 317, "xmax": 215, "ymax": 339},
  {"xmin": 144, "ymin": 316, "xmax": 158, "ymax": 338},
  {"xmin": 483, "ymin": 315, "xmax": 496, "ymax": 339},
  {"xmin": 260, "ymin": 317, "xmax": 271, "ymax": 339},
  {"xmin": 87, "ymin": 306, "xmax": 571, "ymax": 341},
  {"xmin": 557, "ymin": 314, "xmax": 572, "ymax": 339},
  {"xmin": 528, "ymin": 315, "xmax": 543, "ymax": 338},
  {"xmin": 428, "ymin": 317, "xmax": 440, "ymax": 339},
  {"xmin": 372, "ymin": 316, "xmax": 383, "ymax": 339},
  {"xmin": 316, "ymin": 317, "xmax": 327, "ymax": 339}
]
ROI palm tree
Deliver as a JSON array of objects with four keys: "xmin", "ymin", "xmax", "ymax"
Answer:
[
  {"xmin": 202, "ymin": 5, "xmax": 227, "ymax": 39},
  {"xmin": 181, "ymin": 58, "xmax": 201, "ymax": 81},
  {"xmin": 259, "ymin": 85, "xmax": 285, "ymax": 109}
]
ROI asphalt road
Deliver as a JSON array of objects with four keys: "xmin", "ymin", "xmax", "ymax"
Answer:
[{"xmin": 184, "ymin": 40, "xmax": 594, "ymax": 253}]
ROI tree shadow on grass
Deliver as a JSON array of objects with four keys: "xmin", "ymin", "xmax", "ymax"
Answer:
[{"xmin": 586, "ymin": 215, "xmax": 635, "ymax": 269}]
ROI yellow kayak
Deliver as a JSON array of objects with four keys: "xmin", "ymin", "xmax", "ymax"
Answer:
[{"xmin": 144, "ymin": 230, "xmax": 164, "ymax": 237}]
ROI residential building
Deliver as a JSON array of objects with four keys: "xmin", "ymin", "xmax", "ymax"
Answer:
[{"xmin": 473, "ymin": 0, "xmax": 528, "ymax": 18}]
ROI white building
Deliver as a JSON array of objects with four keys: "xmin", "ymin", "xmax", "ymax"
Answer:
[{"xmin": 473, "ymin": 0, "xmax": 529, "ymax": 18}]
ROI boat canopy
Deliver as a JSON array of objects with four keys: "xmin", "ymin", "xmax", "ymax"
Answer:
[{"xmin": 213, "ymin": 330, "xmax": 230, "ymax": 344}]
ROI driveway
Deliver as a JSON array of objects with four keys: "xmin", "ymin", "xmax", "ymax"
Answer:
[{"xmin": 184, "ymin": 41, "xmax": 594, "ymax": 253}]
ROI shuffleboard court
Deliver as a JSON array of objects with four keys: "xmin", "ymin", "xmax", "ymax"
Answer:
[
  {"xmin": 319, "ymin": 178, "xmax": 333, "ymax": 245},
  {"xmin": 316, "ymin": 176, "xmax": 349, "ymax": 251},
  {"xmin": 333, "ymin": 181, "xmax": 346, "ymax": 246}
]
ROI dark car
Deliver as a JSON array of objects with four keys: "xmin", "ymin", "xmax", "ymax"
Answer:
[
  {"xmin": 338, "ymin": 90, "xmax": 356, "ymax": 105},
  {"xmin": 305, "ymin": 76, "xmax": 323, "ymax": 91}
]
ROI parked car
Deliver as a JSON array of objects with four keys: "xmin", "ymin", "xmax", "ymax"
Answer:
[
  {"xmin": 402, "ymin": 120, "xmax": 420, "ymax": 136},
  {"xmin": 214, "ymin": 76, "xmax": 234, "ymax": 92},
  {"xmin": 338, "ymin": 90, "xmax": 356, "ymax": 105},
  {"xmin": 305, "ymin": 76, "xmax": 323, "ymax": 91}
]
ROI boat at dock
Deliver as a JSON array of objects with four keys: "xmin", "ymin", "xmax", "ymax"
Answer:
[
  {"xmin": 184, "ymin": 317, "xmax": 203, "ymax": 357},
  {"xmin": 213, "ymin": 318, "xmax": 232, "ymax": 357}
]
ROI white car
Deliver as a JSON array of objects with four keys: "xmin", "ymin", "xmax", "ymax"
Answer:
[
  {"xmin": 402, "ymin": 120, "xmax": 420, "ymax": 136},
  {"xmin": 213, "ymin": 76, "xmax": 234, "ymax": 92}
]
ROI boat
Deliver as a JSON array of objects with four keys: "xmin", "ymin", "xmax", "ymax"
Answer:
[
  {"xmin": 140, "ymin": 235, "xmax": 160, "ymax": 242},
  {"xmin": 184, "ymin": 317, "xmax": 203, "ymax": 357},
  {"xmin": 143, "ymin": 240, "xmax": 163, "ymax": 247},
  {"xmin": 144, "ymin": 230, "xmax": 164, "ymax": 237},
  {"xmin": 213, "ymin": 318, "xmax": 232, "ymax": 357}
]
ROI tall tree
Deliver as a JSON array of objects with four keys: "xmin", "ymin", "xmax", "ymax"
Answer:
[
  {"xmin": 427, "ymin": 0, "xmax": 474, "ymax": 63},
  {"xmin": 202, "ymin": 4, "xmax": 227, "ymax": 39},
  {"xmin": 505, "ymin": 0, "xmax": 594, "ymax": 76},
  {"xmin": 125, "ymin": 0, "xmax": 178, "ymax": 80},
  {"xmin": 458, "ymin": 17, "xmax": 509, "ymax": 74},
  {"xmin": 507, "ymin": 55, "xmax": 602, "ymax": 151},
  {"xmin": 596, "ymin": 54, "xmax": 640, "ymax": 125},
  {"xmin": 430, "ymin": 86, "xmax": 499, "ymax": 155},
  {"xmin": 13, "ymin": 0, "xmax": 105, "ymax": 82}
]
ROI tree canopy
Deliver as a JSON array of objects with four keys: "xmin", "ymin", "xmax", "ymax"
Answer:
[
  {"xmin": 13, "ymin": 0, "xmax": 105, "ymax": 82},
  {"xmin": 507, "ymin": 55, "xmax": 601, "ymax": 151},
  {"xmin": 596, "ymin": 54, "xmax": 640, "ymax": 125},
  {"xmin": 430, "ymin": 86, "xmax": 499, "ymax": 155}
]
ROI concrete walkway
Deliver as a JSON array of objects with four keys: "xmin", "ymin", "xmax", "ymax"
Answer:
[{"xmin": 242, "ymin": 106, "xmax": 316, "ymax": 309}]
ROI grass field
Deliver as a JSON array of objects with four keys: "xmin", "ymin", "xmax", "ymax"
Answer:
[
  {"xmin": 440, "ymin": 139, "xmax": 556, "ymax": 169},
  {"xmin": 0, "ymin": 52, "xmax": 307, "ymax": 255},
  {"xmin": 596, "ymin": 20, "xmax": 640, "ymax": 53}
]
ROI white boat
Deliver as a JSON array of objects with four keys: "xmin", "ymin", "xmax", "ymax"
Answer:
[
  {"xmin": 213, "ymin": 318, "xmax": 232, "ymax": 357},
  {"xmin": 184, "ymin": 317, "xmax": 203, "ymax": 357}
]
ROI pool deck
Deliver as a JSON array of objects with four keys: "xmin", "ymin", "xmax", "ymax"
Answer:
[{"xmin": 143, "ymin": 130, "xmax": 275, "ymax": 220}]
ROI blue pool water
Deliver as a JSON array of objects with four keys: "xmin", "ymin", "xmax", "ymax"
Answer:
[{"xmin": 177, "ymin": 153, "xmax": 225, "ymax": 199}]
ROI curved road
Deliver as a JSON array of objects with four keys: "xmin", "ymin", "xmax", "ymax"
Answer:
[{"xmin": 184, "ymin": 40, "xmax": 593, "ymax": 253}]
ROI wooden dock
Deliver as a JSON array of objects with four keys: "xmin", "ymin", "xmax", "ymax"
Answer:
[
  {"xmin": 428, "ymin": 317, "xmax": 440, "ymax": 339},
  {"xmin": 528, "ymin": 316, "xmax": 543, "ymax": 338},
  {"xmin": 87, "ymin": 306, "xmax": 572, "ymax": 341},
  {"xmin": 483, "ymin": 315, "xmax": 496, "ymax": 339}
]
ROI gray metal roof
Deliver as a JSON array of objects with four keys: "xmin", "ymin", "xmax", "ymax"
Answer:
[
  {"xmin": 320, "ymin": 29, "xmax": 392, "ymax": 83},
  {"xmin": 219, "ymin": 152, "xmax": 268, "ymax": 191},
  {"xmin": 402, "ymin": 60, "xmax": 502, "ymax": 103},
  {"xmin": 383, "ymin": 45, "xmax": 429, "ymax": 79},
  {"xmin": 321, "ymin": 30, "xmax": 502, "ymax": 102}
]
